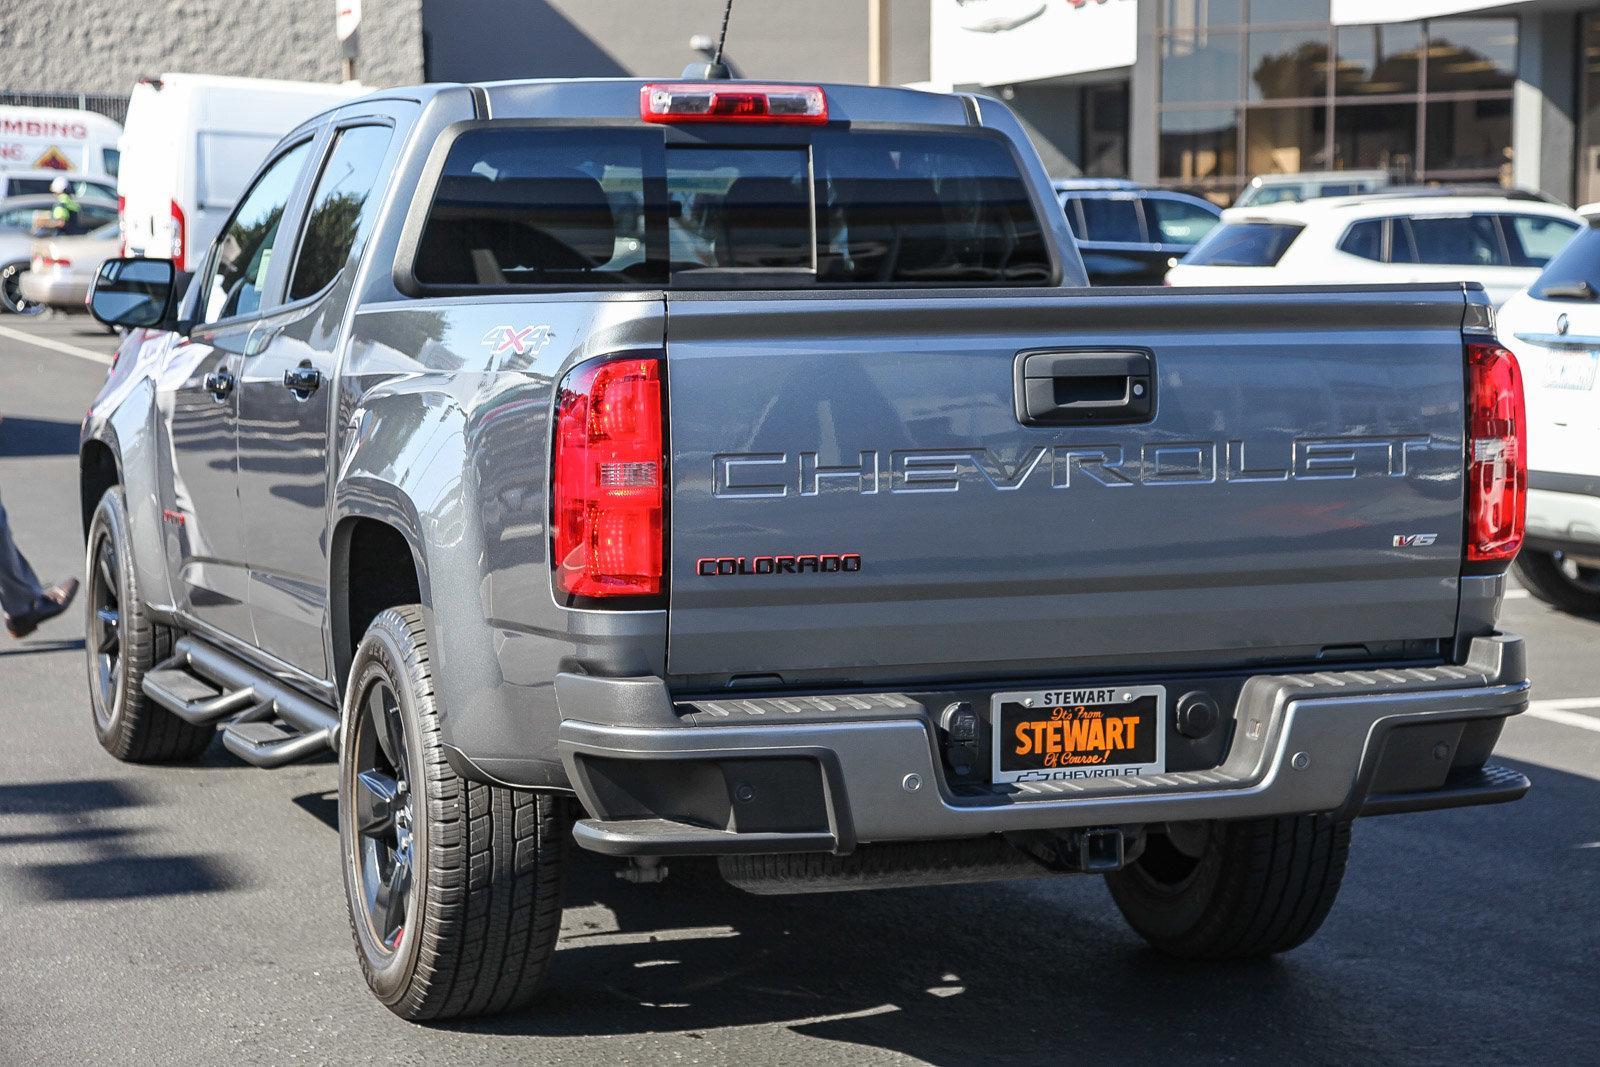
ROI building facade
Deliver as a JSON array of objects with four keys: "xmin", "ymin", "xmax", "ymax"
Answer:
[{"xmin": 933, "ymin": 0, "xmax": 1600, "ymax": 206}]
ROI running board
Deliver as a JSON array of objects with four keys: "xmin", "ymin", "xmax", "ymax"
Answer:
[
  {"xmin": 141, "ymin": 636, "xmax": 341, "ymax": 766},
  {"xmin": 221, "ymin": 720, "xmax": 335, "ymax": 769}
]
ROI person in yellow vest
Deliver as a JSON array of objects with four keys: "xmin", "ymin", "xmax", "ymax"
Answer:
[{"xmin": 42, "ymin": 176, "xmax": 84, "ymax": 235}]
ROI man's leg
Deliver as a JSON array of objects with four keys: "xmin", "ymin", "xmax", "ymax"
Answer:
[{"xmin": 0, "ymin": 492, "xmax": 46, "ymax": 618}]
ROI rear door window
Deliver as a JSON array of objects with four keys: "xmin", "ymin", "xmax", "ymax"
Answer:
[
  {"xmin": 1059, "ymin": 196, "xmax": 1086, "ymax": 239},
  {"xmin": 1502, "ymin": 214, "xmax": 1579, "ymax": 268},
  {"xmin": 412, "ymin": 126, "xmax": 1053, "ymax": 288},
  {"xmin": 1183, "ymin": 221, "xmax": 1302, "ymax": 266},
  {"xmin": 1337, "ymin": 219, "xmax": 1383, "ymax": 261},
  {"xmin": 1078, "ymin": 197, "xmax": 1144, "ymax": 243},
  {"xmin": 1395, "ymin": 214, "xmax": 1506, "ymax": 266},
  {"xmin": 1143, "ymin": 196, "xmax": 1218, "ymax": 245}
]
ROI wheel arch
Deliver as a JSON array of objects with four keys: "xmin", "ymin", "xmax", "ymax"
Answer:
[
  {"xmin": 79, "ymin": 436, "xmax": 121, "ymax": 538},
  {"xmin": 329, "ymin": 491, "xmax": 430, "ymax": 697}
]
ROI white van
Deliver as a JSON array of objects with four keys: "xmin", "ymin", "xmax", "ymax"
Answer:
[
  {"xmin": 0, "ymin": 105, "xmax": 123, "ymax": 185},
  {"xmin": 118, "ymin": 73, "xmax": 366, "ymax": 272}
]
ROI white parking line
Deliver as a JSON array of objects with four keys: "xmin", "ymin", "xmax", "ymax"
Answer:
[
  {"xmin": 1503, "ymin": 589, "xmax": 1531, "ymax": 600},
  {"xmin": 1526, "ymin": 698, "xmax": 1600, "ymax": 734},
  {"xmin": 0, "ymin": 322, "xmax": 113, "ymax": 366}
]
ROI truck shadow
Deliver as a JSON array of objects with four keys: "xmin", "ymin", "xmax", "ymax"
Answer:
[
  {"xmin": 442, "ymin": 755, "xmax": 1598, "ymax": 1063},
  {"xmin": 0, "ymin": 778, "xmax": 243, "ymax": 902},
  {"xmin": 0, "ymin": 416, "xmax": 84, "ymax": 458}
]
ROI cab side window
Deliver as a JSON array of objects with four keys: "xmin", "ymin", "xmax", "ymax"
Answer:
[
  {"xmin": 1078, "ymin": 197, "xmax": 1145, "ymax": 243},
  {"xmin": 288, "ymin": 125, "xmax": 394, "ymax": 301},
  {"xmin": 200, "ymin": 140, "xmax": 313, "ymax": 324},
  {"xmin": 1143, "ymin": 197, "xmax": 1219, "ymax": 245}
]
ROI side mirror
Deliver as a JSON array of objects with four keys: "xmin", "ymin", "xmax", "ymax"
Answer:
[{"xmin": 89, "ymin": 257, "xmax": 175, "ymax": 329}]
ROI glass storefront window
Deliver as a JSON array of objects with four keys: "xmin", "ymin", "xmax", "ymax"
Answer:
[
  {"xmin": 1246, "ymin": 106, "xmax": 1327, "ymax": 173},
  {"xmin": 1249, "ymin": 28, "xmax": 1330, "ymax": 100},
  {"xmin": 1164, "ymin": 0, "xmax": 1245, "ymax": 32},
  {"xmin": 1247, "ymin": 0, "xmax": 1329, "ymax": 25},
  {"xmin": 1424, "ymin": 98, "xmax": 1512, "ymax": 177},
  {"xmin": 1162, "ymin": 30, "xmax": 1244, "ymax": 103},
  {"xmin": 1426, "ymin": 19, "xmax": 1516, "ymax": 93},
  {"xmin": 1579, "ymin": 15, "xmax": 1600, "ymax": 204},
  {"xmin": 1333, "ymin": 103, "xmax": 1415, "ymax": 172},
  {"xmin": 1160, "ymin": 108, "xmax": 1240, "ymax": 181},
  {"xmin": 1334, "ymin": 23, "xmax": 1422, "ymax": 96},
  {"xmin": 1159, "ymin": 13, "xmax": 1512, "ymax": 195}
]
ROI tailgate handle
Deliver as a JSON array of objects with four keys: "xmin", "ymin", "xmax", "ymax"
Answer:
[{"xmin": 1016, "ymin": 349, "xmax": 1153, "ymax": 426}]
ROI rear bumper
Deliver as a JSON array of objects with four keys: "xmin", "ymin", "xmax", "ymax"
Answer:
[
  {"xmin": 18, "ymin": 272, "xmax": 88, "ymax": 308},
  {"xmin": 555, "ymin": 634, "xmax": 1529, "ymax": 857}
]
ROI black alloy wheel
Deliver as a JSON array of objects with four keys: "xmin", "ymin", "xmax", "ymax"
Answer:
[{"xmin": 348, "ymin": 676, "xmax": 418, "ymax": 955}]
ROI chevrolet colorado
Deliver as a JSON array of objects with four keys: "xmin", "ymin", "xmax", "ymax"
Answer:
[{"xmin": 81, "ymin": 78, "xmax": 1531, "ymax": 1022}]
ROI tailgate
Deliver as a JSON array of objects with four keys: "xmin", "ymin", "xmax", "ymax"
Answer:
[{"xmin": 664, "ymin": 287, "xmax": 1469, "ymax": 681}]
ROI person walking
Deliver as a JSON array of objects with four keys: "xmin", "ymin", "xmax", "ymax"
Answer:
[{"xmin": 1, "ymin": 490, "xmax": 78, "ymax": 638}]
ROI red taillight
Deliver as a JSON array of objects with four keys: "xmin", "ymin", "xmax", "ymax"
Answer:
[
  {"xmin": 552, "ymin": 356, "xmax": 665, "ymax": 601},
  {"xmin": 169, "ymin": 199, "xmax": 186, "ymax": 271},
  {"xmin": 33, "ymin": 255, "xmax": 69, "ymax": 269},
  {"xmin": 640, "ymin": 83, "xmax": 827, "ymax": 124},
  {"xmin": 1465, "ymin": 341, "xmax": 1526, "ymax": 563}
]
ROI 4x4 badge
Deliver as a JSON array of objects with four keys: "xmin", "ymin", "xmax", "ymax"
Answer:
[{"xmin": 481, "ymin": 324, "xmax": 554, "ymax": 357}]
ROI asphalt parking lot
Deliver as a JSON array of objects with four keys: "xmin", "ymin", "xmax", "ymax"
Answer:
[{"xmin": 0, "ymin": 313, "xmax": 1596, "ymax": 1065}]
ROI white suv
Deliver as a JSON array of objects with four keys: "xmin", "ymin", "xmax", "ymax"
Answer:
[
  {"xmin": 1497, "ymin": 209, "xmax": 1600, "ymax": 614},
  {"xmin": 1168, "ymin": 192, "xmax": 1581, "ymax": 307}
]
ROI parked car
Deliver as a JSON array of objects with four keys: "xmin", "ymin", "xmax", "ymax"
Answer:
[
  {"xmin": 84, "ymin": 77, "xmax": 1530, "ymax": 1023},
  {"xmin": 1054, "ymin": 179, "xmax": 1221, "ymax": 284},
  {"xmin": 118, "ymin": 72, "xmax": 367, "ymax": 272},
  {"xmin": 1235, "ymin": 169, "xmax": 1393, "ymax": 208},
  {"xmin": 1167, "ymin": 194, "xmax": 1582, "ymax": 306},
  {"xmin": 20, "ymin": 220, "xmax": 121, "ymax": 313},
  {"xmin": 0, "ymin": 193, "xmax": 117, "ymax": 313},
  {"xmin": 0, "ymin": 105, "xmax": 123, "ymax": 184},
  {"xmin": 1497, "ymin": 204, "xmax": 1600, "ymax": 615},
  {"xmin": 0, "ymin": 170, "xmax": 117, "ymax": 201}
]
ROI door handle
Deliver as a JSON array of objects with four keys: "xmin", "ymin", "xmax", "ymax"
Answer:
[
  {"xmin": 283, "ymin": 361, "xmax": 322, "ymax": 399},
  {"xmin": 1015, "ymin": 349, "xmax": 1153, "ymax": 426},
  {"xmin": 203, "ymin": 368, "xmax": 235, "ymax": 402}
]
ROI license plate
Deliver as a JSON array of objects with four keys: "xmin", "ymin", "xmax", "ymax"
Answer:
[
  {"xmin": 991, "ymin": 685, "xmax": 1166, "ymax": 785},
  {"xmin": 1544, "ymin": 350, "xmax": 1599, "ymax": 391}
]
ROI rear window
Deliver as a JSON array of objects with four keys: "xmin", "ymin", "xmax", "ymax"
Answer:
[
  {"xmin": 1503, "ymin": 213, "xmax": 1578, "ymax": 268},
  {"xmin": 411, "ymin": 126, "xmax": 1053, "ymax": 289},
  {"xmin": 1182, "ymin": 221, "xmax": 1303, "ymax": 267},
  {"xmin": 1530, "ymin": 224, "xmax": 1600, "ymax": 299}
]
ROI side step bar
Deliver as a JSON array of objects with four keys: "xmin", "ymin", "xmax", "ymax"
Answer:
[{"xmin": 141, "ymin": 636, "xmax": 340, "ymax": 768}]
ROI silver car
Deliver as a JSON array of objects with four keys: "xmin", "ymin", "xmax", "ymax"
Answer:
[
  {"xmin": 0, "ymin": 193, "xmax": 117, "ymax": 313},
  {"xmin": 21, "ymin": 220, "xmax": 121, "ymax": 312}
]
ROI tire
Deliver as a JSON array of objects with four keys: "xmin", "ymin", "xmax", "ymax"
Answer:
[
  {"xmin": 1512, "ymin": 549, "xmax": 1600, "ymax": 617},
  {"xmin": 339, "ymin": 606, "xmax": 567, "ymax": 1022},
  {"xmin": 0, "ymin": 260, "xmax": 42, "ymax": 315},
  {"xmin": 1105, "ymin": 815, "xmax": 1350, "ymax": 960},
  {"xmin": 85, "ymin": 487, "xmax": 214, "ymax": 762}
]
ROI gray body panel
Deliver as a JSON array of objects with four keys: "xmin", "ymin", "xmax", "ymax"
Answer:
[{"xmin": 665, "ymin": 286, "xmax": 1469, "ymax": 684}]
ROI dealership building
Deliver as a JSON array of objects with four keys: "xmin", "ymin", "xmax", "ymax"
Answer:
[
  {"xmin": 930, "ymin": 0, "xmax": 1600, "ymax": 206},
  {"xmin": 4, "ymin": 0, "xmax": 1599, "ymax": 205}
]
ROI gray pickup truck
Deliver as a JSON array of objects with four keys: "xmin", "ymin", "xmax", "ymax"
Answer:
[{"xmin": 81, "ymin": 78, "xmax": 1531, "ymax": 1022}]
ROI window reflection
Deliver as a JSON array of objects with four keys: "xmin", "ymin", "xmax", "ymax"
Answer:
[
  {"xmin": 1333, "ymin": 104, "xmax": 1415, "ymax": 172},
  {"xmin": 1162, "ymin": 30, "xmax": 1244, "ymax": 103},
  {"xmin": 1426, "ymin": 20, "xmax": 1516, "ymax": 93},
  {"xmin": 1248, "ymin": 0, "xmax": 1329, "ymax": 25},
  {"xmin": 1334, "ymin": 23, "xmax": 1422, "ymax": 95},
  {"xmin": 1246, "ymin": 106, "xmax": 1327, "ymax": 173},
  {"xmin": 1160, "ymin": 109, "xmax": 1240, "ymax": 181},
  {"xmin": 1249, "ymin": 28, "xmax": 1329, "ymax": 100},
  {"xmin": 1425, "ymin": 98, "xmax": 1512, "ymax": 177},
  {"xmin": 1163, "ymin": 0, "xmax": 1244, "ymax": 31}
]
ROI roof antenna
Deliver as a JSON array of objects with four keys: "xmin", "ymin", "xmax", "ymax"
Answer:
[{"xmin": 684, "ymin": 0, "xmax": 737, "ymax": 79}]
